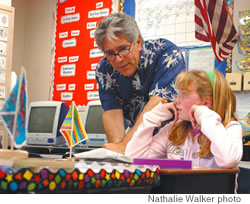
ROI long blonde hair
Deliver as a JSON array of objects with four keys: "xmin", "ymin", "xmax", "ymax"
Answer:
[{"xmin": 168, "ymin": 70, "xmax": 237, "ymax": 157}]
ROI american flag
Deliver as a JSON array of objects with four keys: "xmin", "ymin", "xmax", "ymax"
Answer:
[{"xmin": 195, "ymin": 0, "xmax": 239, "ymax": 62}]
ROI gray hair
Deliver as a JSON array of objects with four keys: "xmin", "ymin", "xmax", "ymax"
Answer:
[{"xmin": 94, "ymin": 13, "xmax": 143, "ymax": 52}]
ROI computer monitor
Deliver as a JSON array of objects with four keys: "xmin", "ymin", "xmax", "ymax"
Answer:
[
  {"xmin": 81, "ymin": 100, "xmax": 107, "ymax": 147},
  {"xmin": 26, "ymin": 101, "xmax": 69, "ymax": 146}
]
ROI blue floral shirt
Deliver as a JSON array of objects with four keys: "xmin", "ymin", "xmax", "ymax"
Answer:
[{"xmin": 95, "ymin": 38, "xmax": 186, "ymax": 126}]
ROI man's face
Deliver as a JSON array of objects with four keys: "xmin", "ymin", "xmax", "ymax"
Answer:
[{"xmin": 103, "ymin": 35, "xmax": 142, "ymax": 77}]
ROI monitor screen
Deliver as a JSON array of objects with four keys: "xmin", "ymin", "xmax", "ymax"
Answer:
[
  {"xmin": 27, "ymin": 101, "xmax": 69, "ymax": 146},
  {"xmin": 28, "ymin": 106, "xmax": 57, "ymax": 133},
  {"xmin": 81, "ymin": 100, "xmax": 107, "ymax": 147},
  {"xmin": 85, "ymin": 105, "xmax": 105, "ymax": 134}
]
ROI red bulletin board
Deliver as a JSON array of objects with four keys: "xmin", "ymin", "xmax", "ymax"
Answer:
[{"xmin": 51, "ymin": 0, "xmax": 114, "ymax": 109}]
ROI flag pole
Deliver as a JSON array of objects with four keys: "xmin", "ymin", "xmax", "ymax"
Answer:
[
  {"xmin": 69, "ymin": 101, "xmax": 75, "ymax": 159},
  {"xmin": 11, "ymin": 67, "xmax": 24, "ymax": 150}
]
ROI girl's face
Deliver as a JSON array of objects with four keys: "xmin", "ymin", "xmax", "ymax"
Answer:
[{"xmin": 174, "ymin": 89, "xmax": 205, "ymax": 121}]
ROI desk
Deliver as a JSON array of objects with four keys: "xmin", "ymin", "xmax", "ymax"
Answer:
[
  {"xmin": 237, "ymin": 161, "xmax": 250, "ymax": 194},
  {"xmin": 21, "ymin": 145, "xmax": 95, "ymax": 155},
  {"xmin": 152, "ymin": 168, "xmax": 239, "ymax": 194},
  {"xmin": 0, "ymin": 161, "xmax": 160, "ymax": 193}
]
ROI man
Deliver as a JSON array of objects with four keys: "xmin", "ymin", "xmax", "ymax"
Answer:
[{"xmin": 94, "ymin": 13, "xmax": 186, "ymax": 154}]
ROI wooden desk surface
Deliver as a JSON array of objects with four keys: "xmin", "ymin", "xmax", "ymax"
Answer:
[
  {"xmin": 160, "ymin": 167, "xmax": 240, "ymax": 175},
  {"xmin": 152, "ymin": 167, "xmax": 240, "ymax": 194}
]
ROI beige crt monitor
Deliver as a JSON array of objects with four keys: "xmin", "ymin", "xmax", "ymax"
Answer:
[
  {"xmin": 80, "ymin": 100, "xmax": 107, "ymax": 147},
  {"xmin": 26, "ymin": 101, "xmax": 69, "ymax": 146}
]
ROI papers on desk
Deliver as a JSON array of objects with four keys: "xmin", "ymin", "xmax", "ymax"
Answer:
[
  {"xmin": 75, "ymin": 160, "xmax": 159, "ymax": 174},
  {"xmin": 238, "ymin": 161, "xmax": 250, "ymax": 169},
  {"xmin": 73, "ymin": 148, "xmax": 133, "ymax": 163},
  {"xmin": 73, "ymin": 148, "xmax": 192, "ymax": 169}
]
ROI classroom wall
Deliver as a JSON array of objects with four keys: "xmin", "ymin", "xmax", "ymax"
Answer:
[
  {"xmin": 11, "ymin": 0, "xmax": 26, "ymax": 76},
  {"xmin": 0, "ymin": 0, "xmax": 11, "ymax": 6},
  {"xmin": 12, "ymin": 0, "xmax": 54, "ymax": 104},
  {"xmin": 10, "ymin": 0, "xmax": 249, "ymax": 119},
  {"xmin": 232, "ymin": 0, "xmax": 250, "ymax": 120}
]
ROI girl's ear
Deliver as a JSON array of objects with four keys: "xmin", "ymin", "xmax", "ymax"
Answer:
[{"xmin": 203, "ymin": 96, "xmax": 213, "ymax": 108}]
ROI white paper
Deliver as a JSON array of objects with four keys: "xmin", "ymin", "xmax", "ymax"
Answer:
[
  {"xmin": 0, "ymin": 13, "xmax": 8, "ymax": 27},
  {"xmin": 84, "ymin": 83, "xmax": 94, "ymax": 90},
  {"xmin": 62, "ymin": 38, "xmax": 76, "ymax": 48},
  {"xmin": 0, "ymin": 27, "xmax": 8, "ymax": 41},
  {"xmin": 61, "ymin": 13, "xmax": 80, "ymax": 24},
  {"xmin": 87, "ymin": 71, "xmax": 96, "ymax": 79},
  {"xmin": 135, "ymin": 0, "xmax": 209, "ymax": 47},
  {"xmin": 61, "ymin": 92, "xmax": 73, "ymax": 101},
  {"xmin": 0, "ymin": 56, "xmax": 6, "ymax": 69},
  {"xmin": 91, "ymin": 63, "xmax": 97, "ymax": 70},
  {"xmin": 74, "ymin": 148, "xmax": 133, "ymax": 163},
  {"xmin": 87, "ymin": 22, "xmax": 97, "ymax": 29},
  {"xmin": 60, "ymin": 64, "xmax": 76, "ymax": 77},
  {"xmin": 0, "ymin": 41, "xmax": 7, "ymax": 56},
  {"xmin": 65, "ymin": 6, "xmax": 75, "ymax": 14},
  {"xmin": 58, "ymin": 56, "xmax": 67, "ymax": 63},
  {"xmin": 68, "ymin": 84, "xmax": 75, "ymax": 91},
  {"xmin": 71, "ymin": 30, "xmax": 80, "ymax": 36},
  {"xmin": 56, "ymin": 84, "xmax": 66, "ymax": 91},
  {"xmin": 0, "ymin": 86, "xmax": 6, "ymax": 98},
  {"xmin": 0, "ymin": 71, "xmax": 5, "ymax": 83},
  {"xmin": 59, "ymin": 32, "xmax": 68, "ymax": 39},
  {"xmin": 188, "ymin": 47, "xmax": 215, "ymax": 71},
  {"xmin": 69, "ymin": 56, "xmax": 79, "ymax": 63},
  {"xmin": 87, "ymin": 91, "xmax": 99, "ymax": 100},
  {"xmin": 89, "ymin": 48, "xmax": 104, "ymax": 58},
  {"xmin": 96, "ymin": 2, "xmax": 103, "ymax": 9},
  {"xmin": 90, "ymin": 29, "xmax": 95, "ymax": 38},
  {"xmin": 88, "ymin": 8, "xmax": 109, "ymax": 18}
]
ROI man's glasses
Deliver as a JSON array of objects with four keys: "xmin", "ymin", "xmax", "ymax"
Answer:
[{"xmin": 104, "ymin": 44, "xmax": 132, "ymax": 62}]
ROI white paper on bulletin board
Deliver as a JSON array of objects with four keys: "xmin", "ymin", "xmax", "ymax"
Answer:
[
  {"xmin": 135, "ymin": 0, "xmax": 210, "ymax": 47},
  {"xmin": 0, "ymin": 13, "xmax": 8, "ymax": 27},
  {"xmin": 188, "ymin": 47, "xmax": 215, "ymax": 71},
  {"xmin": 0, "ymin": 86, "xmax": 5, "ymax": 98}
]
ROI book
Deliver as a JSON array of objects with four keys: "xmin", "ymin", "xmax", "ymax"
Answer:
[
  {"xmin": 73, "ymin": 148, "xmax": 133, "ymax": 163},
  {"xmin": 133, "ymin": 158, "xmax": 192, "ymax": 169}
]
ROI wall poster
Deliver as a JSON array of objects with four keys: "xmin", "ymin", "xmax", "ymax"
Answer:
[{"xmin": 51, "ymin": 0, "xmax": 115, "ymax": 110}]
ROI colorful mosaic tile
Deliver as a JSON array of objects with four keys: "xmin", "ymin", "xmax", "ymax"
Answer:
[{"xmin": 0, "ymin": 166, "xmax": 160, "ymax": 193}]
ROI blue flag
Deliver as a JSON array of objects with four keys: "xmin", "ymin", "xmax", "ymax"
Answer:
[{"xmin": 0, "ymin": 70, "xmax": 28, "ymax": 147}]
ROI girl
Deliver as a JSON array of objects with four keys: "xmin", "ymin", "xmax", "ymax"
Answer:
[{"xmin": 125, "ymin": 70, "xmax": 243, "ymax": 168}]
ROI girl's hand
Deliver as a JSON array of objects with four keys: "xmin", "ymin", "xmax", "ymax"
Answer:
[
  {"xmin": 189, "ymin": 104, "xmax": 200, "ymax": 129},
  {"xmin": 162, "ymin": 101, "xmax": 178, "ymax": 125}
]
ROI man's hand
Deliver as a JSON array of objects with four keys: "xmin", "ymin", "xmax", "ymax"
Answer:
[
  {"xmin": 102, "ymin": 96, "xmax": 163, "ymax": 154},
  {"xmin": 103, "ymin": 142, "xmax": 126, "ymax": 154}
]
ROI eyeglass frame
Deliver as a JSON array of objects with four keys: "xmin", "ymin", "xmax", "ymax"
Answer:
[{"xmin": 104, "ymin": 43, "xmax": 132, "ymax": 62}]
